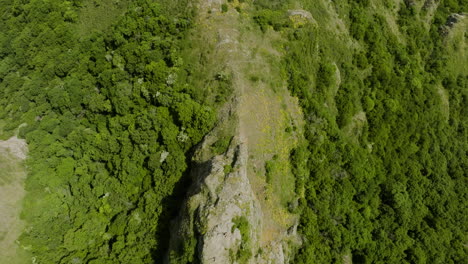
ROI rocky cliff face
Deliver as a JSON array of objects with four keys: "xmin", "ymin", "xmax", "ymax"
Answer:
[
  {"xmin": 168, "ymin": 134, "xmax": 261, "ymax": 263},
  {"xmin": 166, "ymin": 0, "xmax": 305, "ymax": 263},
  {"xmin": 168, "ymin": 132, "xmax": 299, "ymax": 264}
]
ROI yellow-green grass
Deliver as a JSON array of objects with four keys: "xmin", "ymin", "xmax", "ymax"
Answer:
[{"xmin": 0, "ymin": 150, "xmax": 28, "ymax": 264}]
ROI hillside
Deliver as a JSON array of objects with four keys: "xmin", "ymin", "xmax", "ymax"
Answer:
[{"xmin": 0, "ymin": 0, "xmax": 466, "ymax": 263}]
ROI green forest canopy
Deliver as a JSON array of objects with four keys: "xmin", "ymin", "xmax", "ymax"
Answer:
[
  {"xmin": 1, "ymin": 0, "xmax": 218, "ymax": 262},
  {"xmin": 258, "ymin": 0, "xmax": 467, "ymax": 263}
]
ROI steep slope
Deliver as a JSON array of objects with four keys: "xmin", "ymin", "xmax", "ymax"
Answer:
[
  {"xmin": 284, "ymin": 0, "xmax": 467, "ymax": 263},
  {"xmin": 168, "ymin": 1, "xmax": 304, "ymax": 263},
  {"xmin": 167, "ymin": 0, "xmax": 467, "ymax": 262}
]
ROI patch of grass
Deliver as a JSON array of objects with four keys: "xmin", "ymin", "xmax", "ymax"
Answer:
[
  {"xmin": 444, "ymin": 18, "xmax": 467, "ymax": 78},
  {"xmin": 76, "ymin": 0, "xmax": 129, "ymax": 36},
  {"xmin": 264, "ymin": 154, "xmax": 295, "ymax": 207},
  {"xmin": 224, "ymin": 164, "xmax": 233, "ymax": 174},
  {"xmin": 0, "ymin": 154, "xmax": 22, "ymax": 186},
  {"xmin": 0, "ymin": 150, "xmax": 28, "ymax": 264},
  {"xmin": 211, "ymin": 136, "xmax": 233, "ymax": 155},
  {"xmin": 231, "ymin": 216, "xmax": 251, "ymax": 263}
]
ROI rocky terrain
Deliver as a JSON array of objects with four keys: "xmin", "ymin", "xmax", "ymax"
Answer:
[{"xmin": 167, "ymin": 1, "xmax": 304, "ymax": 263}]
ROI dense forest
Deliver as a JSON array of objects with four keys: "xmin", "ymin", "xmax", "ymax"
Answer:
[
  {"xmin": 0, "ymin": 0, "xmax": 223, "ymax": 262},
  {"xmin": 252, "ymin": 0, "xmax": 467, "ymax": 263},
  {"xmin": 0, "ymin": 0, "xmax": 466, "ymax": 263}
]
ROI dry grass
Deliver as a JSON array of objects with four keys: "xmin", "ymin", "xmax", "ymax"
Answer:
[{"xmin": 0, "ymin": 137, "xmax": 28, "ymax": 264}]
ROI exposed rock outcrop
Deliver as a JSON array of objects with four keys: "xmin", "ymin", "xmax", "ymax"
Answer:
[
  {"xmin": 287, "ymin": 9, "xmax": 313, "ymax": 20},
  {"xmin": 446, "ymin": 13, "xmax": 466, "ymax": 27},
  {"xmin": 168, "ymin": 130, "xmax": 300, "ymax": 263},
  {"xmin": 440, "ymin": 13, "xmax": 466, "ymax": 35},
  {"xmin": 168, "ymin": 136, "xmax": 262, "ymax": 264},
  {"xmin": 287, "ymin": 9, "xmax": 317, "ymax": 28}
]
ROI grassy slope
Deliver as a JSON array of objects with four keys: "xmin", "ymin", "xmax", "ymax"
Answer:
[{"xmin": 0, "ymin": 138, "xmax": 28, "ymax": 264}]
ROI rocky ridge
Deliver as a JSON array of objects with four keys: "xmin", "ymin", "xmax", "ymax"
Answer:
[{"xmin": 167, "ymin": 1, "xmax": 304, "ymax": 263}]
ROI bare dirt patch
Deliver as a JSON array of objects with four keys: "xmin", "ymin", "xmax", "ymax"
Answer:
[{"xmin": 0, "ymin": 136, "xmax": 27, "ymax": 160}]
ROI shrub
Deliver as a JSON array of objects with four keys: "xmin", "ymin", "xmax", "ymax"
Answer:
[{"xmin": 221, "ymin": 4, "xmax": 228, "ymax": 13}]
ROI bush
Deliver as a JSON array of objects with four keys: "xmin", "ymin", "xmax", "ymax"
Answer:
[
  {"xmin": 253, "ymin": 10, "xmax": 288, "ymax": 32},
  {"xmin": 212, "ymin": 136, "xmax": 232, "ymax": 155},
  {"xmin": 221, "ymin": 4, "xmax": 228, "ymax": 13}
]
